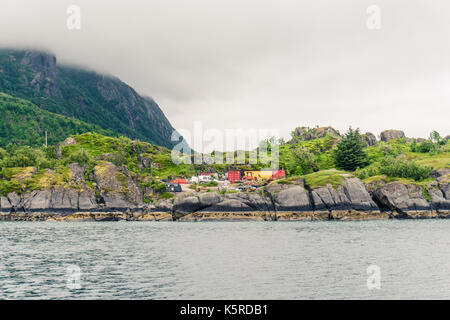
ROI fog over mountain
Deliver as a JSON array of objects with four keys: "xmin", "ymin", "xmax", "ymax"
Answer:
[{"xmin": 1, "ymin": 0, "xmax": 449, "ymax": 150}]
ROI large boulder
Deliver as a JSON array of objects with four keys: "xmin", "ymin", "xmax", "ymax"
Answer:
[
  {"xmin": 372, "ymin": 182, "xmax": 435, "ymax": 218},
  {"xmin": 265, "ymin": 180, "xmax": 323, "ymax": 220},
  {"xmin": 271, "ymin": 185, "xmax": 312, "ymax": 212},
  {"xmin": 292, "ymin": 126, "xmax": 340, "ymax": 141},
  {"xmin": 363, "ymin": 132, "xmax": 377, "ymax": 146},
  {"xmin": 380, "ymin": 130, "xmax": 405, "ymax": 142},
  {"xmin": 173, "ymin": 196, "xmax": 203, "ymax": 215},
  {"xmin": 198, "ymin": 192, "xmax": 222, "ymax": 207}
]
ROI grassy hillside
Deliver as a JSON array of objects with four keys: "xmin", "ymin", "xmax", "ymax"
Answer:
[{"xmin": 0, "ymin": 93, "xmax": 114, "ymax": 147}]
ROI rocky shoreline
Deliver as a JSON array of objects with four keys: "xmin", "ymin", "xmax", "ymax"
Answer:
[{"xmin": 1, "ymin": 162, "xmax": 449, "ymax": 222}]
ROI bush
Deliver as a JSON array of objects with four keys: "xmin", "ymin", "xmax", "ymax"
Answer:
[
  {"xmin": 291, "ymin": 147, "xmax": 318, "ymax": 175},
  {"xmin": 354, "ymin": 164, "xmax": 382, "ymax": 180},
  {"xmin": 411, "ymin": 140, "xmax": 436, "ymax": 153},
  {"xmin": 0, "ymin": 145, "xmax": 38, "ymax": 168},
  {"xmin": 68, "ymin": 149, "xmax": 91, "ymax": 166},
  {"xmin": 334, "ymin": 128, "xmax": 368, "ymax": 171},
  {"xmin": 150, "ymin": 180, "xmax": 167, "ymax": 193},
  {"xmin": 379, "ymin": 157, "xmax": 431, "ymax": 181}
]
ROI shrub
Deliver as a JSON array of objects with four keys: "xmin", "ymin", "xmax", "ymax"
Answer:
[
  {"xmin": 354, "ymin": 164, "xmax": 381, "ymax": 180},
  {"xmin": 379, "ymin": 157, "xmax": 432, "ymax": 181},
  {"xmin": 291, "ymin": 147, "xmax": 318, "ymax": 175},
  {"xmin": 150, "ymin": 180, "xmax": 167, "ymax": 193},
  {"xmin": 411, "ymin": 140, "xmax": 435, "ymax": 153},
  {"xmin": 68, "ymin": 149, "xmax": 91, "ymax": 166}
]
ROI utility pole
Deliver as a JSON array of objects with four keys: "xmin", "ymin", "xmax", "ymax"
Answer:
[{"xmin": 45, "ymin": 130, "xmax": 48, "ymax": 148}]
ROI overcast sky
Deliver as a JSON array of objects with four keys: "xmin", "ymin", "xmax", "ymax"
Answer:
[{"xmin": 1, "ymin": 0, "xmax": 449, "ymax": 149}]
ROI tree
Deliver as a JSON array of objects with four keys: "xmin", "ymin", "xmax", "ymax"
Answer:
[
  {"xmin": 430, "ymin": 131, "xmax": 445, "ymax": 146},
  {"xmin": 291, "ymin": 146, "xmax": 318, "ymax": 175},
  {"xmin": 334, "ymin": 128, "xmax": 368, "ymax": 171}
]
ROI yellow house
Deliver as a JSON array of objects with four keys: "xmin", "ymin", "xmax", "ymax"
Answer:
[{"xmin": 243, "ymin": 170, "xmax": 276, "ymax": 180}]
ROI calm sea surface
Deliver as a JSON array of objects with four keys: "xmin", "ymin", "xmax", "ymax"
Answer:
[{"xmin": 1, "ymin": 220, "xmax": 449, "ymax": 299}]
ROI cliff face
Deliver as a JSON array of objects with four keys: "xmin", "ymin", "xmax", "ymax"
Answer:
[
  {"xmin": 0, "ymin": 49, "xmax": 180, "ymax": 148},
  {"xmin": 1, "ymin": 164, "xmax": 449, "ymax": 221}
]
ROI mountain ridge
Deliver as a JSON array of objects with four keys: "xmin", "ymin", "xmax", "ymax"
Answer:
[{"xmin": 0, "ymin": 48, "xmax": 180, "ymax": 148}]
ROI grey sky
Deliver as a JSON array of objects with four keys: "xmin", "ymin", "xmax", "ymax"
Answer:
[{"xmin": 1, "ymin": 0, "xmax": 449, "ymax": 148}]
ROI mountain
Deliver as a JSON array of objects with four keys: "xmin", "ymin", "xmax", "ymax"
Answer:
[
  {"xmin": 0, "ymin": 49, "xmax": 180, "ymax": 148},
  {"xmin": 0, "ymin": 93, "xmax": 115, "ymax": 147}
]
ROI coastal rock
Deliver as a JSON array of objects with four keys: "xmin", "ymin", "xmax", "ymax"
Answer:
[
  {"xmin": 199, "ymin": 192, "xmax": 222, "ymax": 207},
  {"xmin": 441, "ymin": 183, "xmax": 450, "ymax": 199},
  {"xmin": 22, "ymin": 190, "xmax": 52, "ymax": 211},
  {"xmin": 179, "ymin": 210, "xmax": 273, "ymax": 222},
  {"xmin": 153, "ymin": 199, "xmax": 174, "ymax": 213},
  {"xmin": 51, "ymin": 187, "xmax": 79, "ymax": 210},
  {"xmin": 137, "ymin": 212, "xmax": 173, "ymax": 221},
  {"xmin": 93, "ymin": 162, "xmax": 143, "ymax": 209},
  {"xmin": 7, "ymin": 192, "xmax": 22, "ymax": 211},
  {"xmin": 182, "ymin": 197, "xmax": 273, "ymax": 221},
  {"xmin": 0, "ymin": 196, "xmax": 12, "ymax": 212},
  {"xmin": 271, "ymin": 185, "xmax": 312, "ymax": 212},
  {"xmin": 372, "ymin": 182, "xmax": 435, "ymax": 219},
  {"xmin": 54, "ymin": 212, "xmax": 130, "ymax": 222},
  {"xmin": 178, "ymin": 191, "xmax": 275, "ymax": 221},
  {"xmin": 265, "ymin": 180, "xmax": 320, "ymax": 220},
  {"xmin": 380, "ymin": 130, "xmax": 405, "ymax": 142},
  {"xmin": 311, "ymin": 178, "xmax": 384, "ymax": 220},
  {"xmin": 78, "ymin": 189, "xmax": 98, "ymax": 210},
  {"xmin": 173, "ymin": 196, "xmax": 203, "ymax": 215},
  {"xmin": 427, "ymin": 184, "xmax": 450, "ymax": 217},
  {"xmin": 230, "ymin": 192, "xmax": 274, "ymax": 212}
]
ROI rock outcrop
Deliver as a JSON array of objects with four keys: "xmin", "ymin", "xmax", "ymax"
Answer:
[
  {"xmin": 380, "ymin": 130, "xmax": 405, "ymax": 142},
  {"xmin": 93, "ymin": 162, "xmax": 143, "ymax": 210},
  {"xmin": 310, "ymin": 178, "xmax": 386, "ymax": 220},
  {"xmin": 1, "ymin": 167, "xmax": 450, "ymax": 221},
  {"xmin": 363, "ymin": 132, "xmax": 377, "ymax": 146},
  {"xmin": 292, "ymin": 126, "xmax": 340, "ymax": 141},
  {"xmin": 372, "ymin": 182, "xmax": 436, "ymax": 218}
]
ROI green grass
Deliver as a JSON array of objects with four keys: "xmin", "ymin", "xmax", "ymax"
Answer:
[
  {"xmin": 302, "ymin": 169, "xmax": 351, "ymax": 189},
  {"xmin": 362, "ymin": 174, "xmax": 434, "ymax": 187}
]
